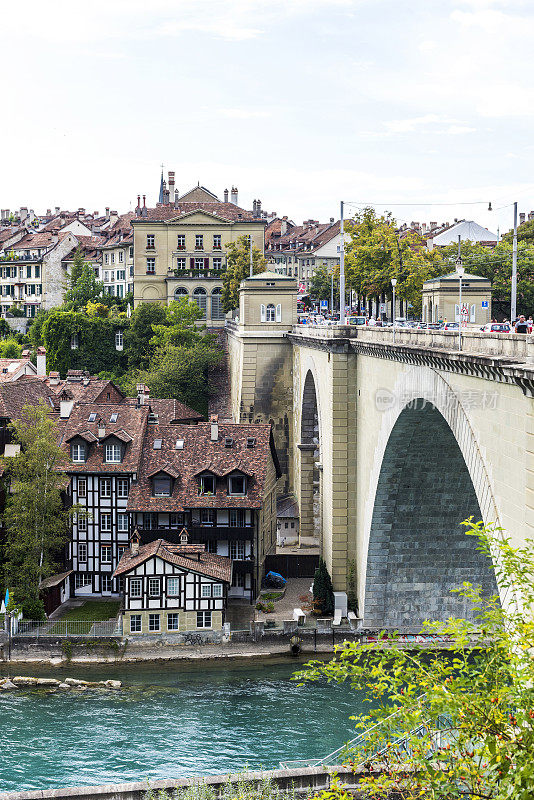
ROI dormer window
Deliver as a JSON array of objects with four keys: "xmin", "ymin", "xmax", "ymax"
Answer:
[
  {"xmin": 199, "ymin": 474, "xmax": 215, "ymax": 495},
  {"xmin": 105, "ymin": 443, "xmax": 122, "ymax": 463},
  {"xmin": 71, "ymin": 443, "xmax": 86, "ymax": 463},
  {"xmin": 153, "ymin": 476, "xmax": 172, "ymax": 497},
  {"xmin": 228, "ymin": 473, "xmax": 246, "ymax": 496}
]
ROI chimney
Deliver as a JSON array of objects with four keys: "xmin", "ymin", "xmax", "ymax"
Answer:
[
  {"xmin": 168, "ymin": 171, "xmax": 175, "ymax": 199},
  {"xmin": 174, "ymin": 187, "xmax": 179, "ymax": 206},
  {"xmin": 136, "ymin": 195, "xmax": 141, "ymax": 216},
  {"xmin": 36, "ymin": 346, "xmax": 46, "ymax": 377},
  {"xmin": 430, "ymin": 221, "xmax": 437, "ymax": 229},
  {"xmin": 210, "ymin": 413, "xmax": 219, "ymax": 441},
  {"xmin": 223, "ymin": 188, "xmax": 229, "ymax": 203},
  {"xmin": 55, "ymin": 206, "xmax": 60, "ymax": 215},
  {"xmin": 20, "ymin": 207, "xmax": 28, "ymax": 220},
  {"xmin": 46, "ymin": 209, "xmax": 51, "ymax": 216},
  {"xmin": 105, "ymin": 207, "xmax": 110, "ymax": 219},
  {"xmin": 22, "ymin": 349, "xmax": 30, "ymax": 359},
  {"xmin": 520, "ymin": 212, "xmax": 526, "ymax": 225},
  {"xmin": 110, "ymin": 211, "xmax": 118, "ymax": 226},
  {"xmin": 230, "ymin": 186, "xmax": 238, "ymax": 205},
  {"xmin": 529, "ymin": 211, "xmax": 534, "ymax": 221},
  {"xmin": 49, "ymin": 371, "xmax": 60, "ymax": 386},
  {"xmin": 257, "ymin": 199, "xmax": 262, "ymax": 215},
  {"xmin": 51, "ymin": 232, "xmax": 59, "ymax": 246},
  {"xmin": 130, "ymin": 528, "xmax": 141, "ymax": 556},
  {"xmin": 252, "ymin": 200, "xmax": 257, "ymax": 217},
  {"xmin": 280, "ymin": 220, "xmax": 287, "ymax": 236},
  {"xmin": 60, "ymin": 399, "xmax": 74, "ymax": 419}
]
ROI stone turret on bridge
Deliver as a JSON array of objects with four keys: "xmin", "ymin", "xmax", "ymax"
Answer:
[{"xmin": 226, "ymin": 270, "xmax": 298, "ymax": 486}]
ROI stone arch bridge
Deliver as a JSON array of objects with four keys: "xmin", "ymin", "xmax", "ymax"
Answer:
[{"xmin": 227, "ymin": 320, "xmax": 534, "ymax": 627}]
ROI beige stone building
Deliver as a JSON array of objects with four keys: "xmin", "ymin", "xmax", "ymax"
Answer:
[
  {"xmin": 422, "ymin": 271, "xmax": 492, "ymax": 325},
  {"xmin": 131, "ymin": 183, "xmax": 266, "ymax": 327}
]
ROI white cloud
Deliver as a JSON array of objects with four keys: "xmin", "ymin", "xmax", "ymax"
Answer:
[{"xmin": 219, "ymin": 109, "xmax": 271, "ymax": 119}]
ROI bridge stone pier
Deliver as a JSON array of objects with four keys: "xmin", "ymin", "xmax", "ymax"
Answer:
[{"xmin": 227, "ymin": 273, "xmax": 534, "ymax": 628}]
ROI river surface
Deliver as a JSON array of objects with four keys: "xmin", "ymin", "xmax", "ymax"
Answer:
[{"xmin": 0, "ymin": 657, "xmax": 368, "ymax": 792}]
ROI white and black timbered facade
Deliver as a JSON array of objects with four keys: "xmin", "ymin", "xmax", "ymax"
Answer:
[
  {"xmin": 69, "ymin": 472, "xmax": 132, "ymax": 596},
  {"xmin": 113, "ymin": 535, "xmax": 232, "ymax": 634},
  {"xmin": 59, "ymin": 401, "xmax": 150, "ymax": 598}
]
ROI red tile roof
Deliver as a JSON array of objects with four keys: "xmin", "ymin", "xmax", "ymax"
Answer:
[
  {"xmin": 127, "ymin": 422, "xmax": 280, "ymax": 513},
  {"xmin": 57, "ymin": 402, "xmax": 149, "ymax": 474},
  {"xmin": 131, "ymin": 202, "xmax": 265, "ymax": 224},
  {"xmin": 123, "ymin": 397, "xmax": 203, "ymax": 424},
  {"xmin": 113, "ymin": 538, "xmax": 232, "ymax": 582}
]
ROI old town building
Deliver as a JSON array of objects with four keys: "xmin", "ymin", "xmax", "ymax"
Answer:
[
  {"xmin": 131, "ymin": 176, "xmax": 266, "ymax": 327},
  {"xmin": 113, "ymin": 531, "xmax": 232, "ymax": 634}
]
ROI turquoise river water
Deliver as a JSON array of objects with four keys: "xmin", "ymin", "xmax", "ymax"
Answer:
[{"xmin": 0, "ymin": 657, "xmax": 368, "ymax": 792}]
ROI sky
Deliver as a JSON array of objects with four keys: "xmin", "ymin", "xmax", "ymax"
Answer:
[{"xmin": 1, "ymin": 0, "xmax": 534, "ymax": 234}]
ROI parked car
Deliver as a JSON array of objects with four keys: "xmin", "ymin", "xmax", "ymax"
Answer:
[
  {"xmin": 480, "ymin": 323, "xmax": 511, "ymax": 333},
  {"xmin": 442, "ymin": 322, "xmax": 459, "ymax": 331},
  {"xmin": 426, "ymin": 323, "xmax": 442, "ymax": 330},
  {"xmin": 347, "ymin": 316, "xmax": 367, "ymax": 326}
]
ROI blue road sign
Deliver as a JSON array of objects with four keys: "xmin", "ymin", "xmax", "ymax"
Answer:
[{"xmin": 482, "ymin": 300, "xmax": 489, "ymax": 308}]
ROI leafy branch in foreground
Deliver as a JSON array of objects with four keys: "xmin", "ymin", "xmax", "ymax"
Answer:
[{"xmin": 295, "ymin": 520, "xmax": 534, "ymax": 800}]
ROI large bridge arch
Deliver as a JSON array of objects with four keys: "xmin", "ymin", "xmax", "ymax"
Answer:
[{"xmin": 361, "ymin": 367, "xmax": 500, "ymax": 628}]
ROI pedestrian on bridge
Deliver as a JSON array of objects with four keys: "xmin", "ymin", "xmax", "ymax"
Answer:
[{"xmin": 515, "ymin": 315, "xmax": 529, "ymax": 334}]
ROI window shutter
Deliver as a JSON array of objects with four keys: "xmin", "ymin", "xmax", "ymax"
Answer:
[
  {"xmin": 276, "ymin": 303, "xmax": 282, "ymax": 322},
  {"xmin": 190, "ymin": 257, "xmax": 194, "ymax": 269},
  {"xmin": 470, "ymin": 304, "xmax": 475, "ymax": 322},
  {"xmin": 204, "ymin": 258, "xmax": 209, "ymax": 269},
  {"xmin": 260, "ymin": 304, "xmax": 266, "ymax": 322}
]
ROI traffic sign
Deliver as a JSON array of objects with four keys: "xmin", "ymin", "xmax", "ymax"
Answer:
[
  {"xmin": 482, "ymin": 300, "xmax": 488, "ymax": 309},
  {"xmin": 320, "ymin": 300, "xmax": 328, "ymax": 310}
]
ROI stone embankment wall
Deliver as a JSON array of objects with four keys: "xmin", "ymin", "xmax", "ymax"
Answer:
[{"xmin": 0, "ymin": 765, "xmax": 371, "ymax": 800}]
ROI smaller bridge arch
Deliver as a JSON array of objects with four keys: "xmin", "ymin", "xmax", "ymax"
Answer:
[{"xmin": 298, "ymin": 369, "xmax": 322, "ymax": 545}]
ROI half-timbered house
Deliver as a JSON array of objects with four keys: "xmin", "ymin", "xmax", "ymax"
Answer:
[
  {"xmin": 126, "ymin": 417, "xmax": 281, "ymax": 601},
  {"xmin": 113, "ymin": 530, "xmax": 232, "ymax": 633}
]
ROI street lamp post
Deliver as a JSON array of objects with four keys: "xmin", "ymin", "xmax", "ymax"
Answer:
[
  {"xmin": 330, "ymin": 271, "xmax": 334, "ymax": 314},
  {"xmin": 391, "ymin": 278, "xmax": 397, "ymax": 344},
  {"xmin": 456, "ymin": 255, "xmax": 465, "ymax": 352},
  {"xmin": 511, "ymin": 201, "xmax": 518, "ymax": 321},
  {"xmin": 339, "ymin": 201, "xmax": 346, "ymax": 325}
]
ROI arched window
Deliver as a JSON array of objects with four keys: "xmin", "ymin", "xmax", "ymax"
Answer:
[
  {"xmin": 174, "ymin": 286, "xmax": 189, "ymax": 299},
  {"xmin": 193, "ymin": 287, "xmax": 207, "ymax": 318},
  {"xmin": 266, "ymin": 303, "xmax": 276, "ymax": 322},
  {"xmin": 211, "ymin": 287, "xmax": 224, "ymax": 320}
]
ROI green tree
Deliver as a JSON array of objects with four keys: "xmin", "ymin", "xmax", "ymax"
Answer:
[
  {"xmin": 222, "ymin": 235, "xmax": 267, "ymax": 312},
  {"xmin": 0, "ymin": 318, "xmax": 12, "ymax": 340},
  {"xmin": 312, "ymin": 558, "xmax": 335, "ymax": 615},
  {"xmin": 125, "ymin": 302, "xmax": 167, "ymax": 370},
  {"xmin": 150, "ymin": 297, "xmax": 205, "ymax": 349},
  {"xmin": 126, "ymin": 339, "xmax": 222, "ymax": 415},
  {"xmin": 310, "ymin": 264, "xmax": 338, "ymax": 306},
  {"xmin": 343, "ymin": 208, "xmax": 441, "ymax": 315},
  {"xmin": 64, "ymin": 249, "xmax": 104, "ymax": 309},
  {"xmin": 0, "ymin": 338, "xmax": 22, "ymax": 358},
  {"xmin": 298, "ymin": 520, "xmax": 534, "ymax": 800},
  {"xmin": 27, "ymin": 309, "xmax": 50, "ymax": 348},
  {"xmin": 1, "ymin": 402, "xmax": 73, "ymax": 618}
]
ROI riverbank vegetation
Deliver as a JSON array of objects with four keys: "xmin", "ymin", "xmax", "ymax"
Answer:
[
  {"xmin": 1, "ymin": 403, "xmax": 74, "ymax": 619},
  {"xmin": 297, "ymin": 520, "xmax": 534, "ymax": 800}
]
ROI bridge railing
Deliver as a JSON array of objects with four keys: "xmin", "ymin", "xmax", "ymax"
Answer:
[{"xmin": 292, "ymin": 324, "xmax": 534, "ymax": 361}]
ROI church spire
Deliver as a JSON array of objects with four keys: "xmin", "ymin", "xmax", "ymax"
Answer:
[{"xmin": 158, "ymin": 166, "xmax": 165, "ymax": 204}]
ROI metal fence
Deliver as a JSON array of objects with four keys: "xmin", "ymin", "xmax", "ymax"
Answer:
[{"xmin": 14, "ymin": 618, "xmax": 122, "ymax": 638}]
